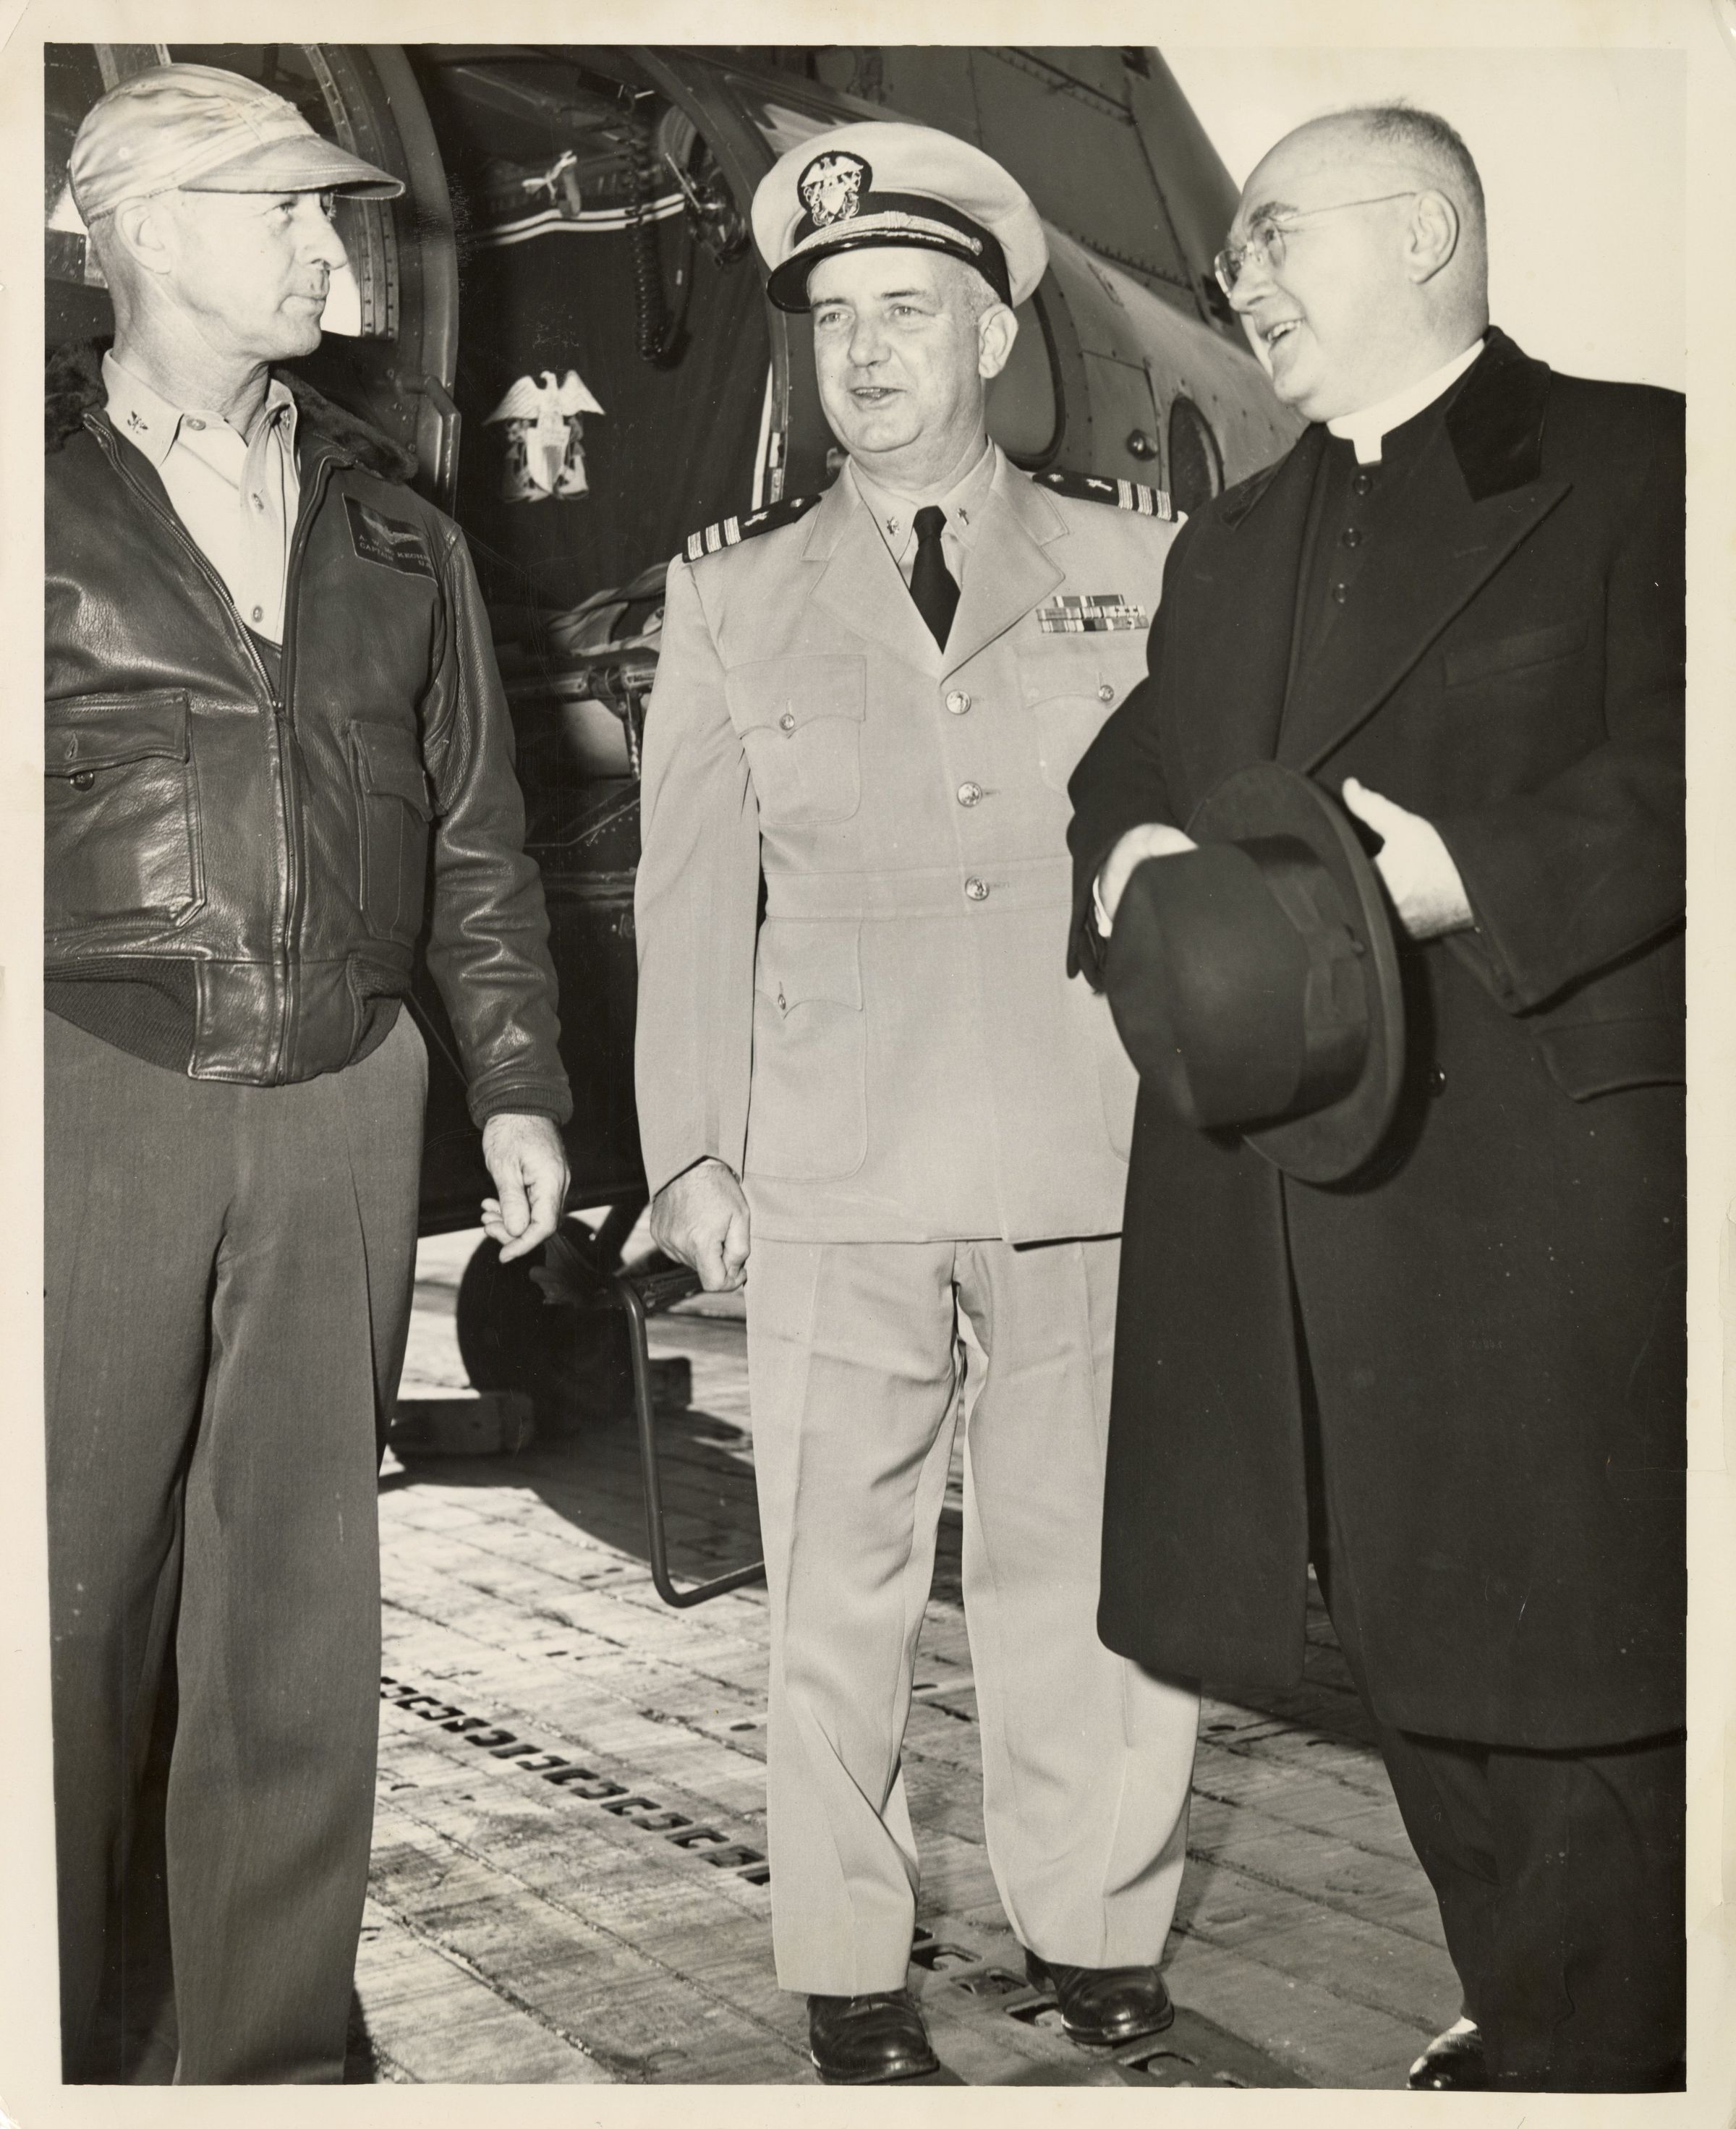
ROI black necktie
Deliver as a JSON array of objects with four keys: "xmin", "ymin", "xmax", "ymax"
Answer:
[{"xmin": 909, "ymin": 505, "xmax": 959, "ymax": 649}]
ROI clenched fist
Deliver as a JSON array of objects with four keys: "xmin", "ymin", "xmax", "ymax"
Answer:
[{"xmin": 650, "ymin": 1158, "xmax": 752, "ymax": 1291}]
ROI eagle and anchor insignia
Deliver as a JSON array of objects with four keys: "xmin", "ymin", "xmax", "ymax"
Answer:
[{"xmin": 799, "ymin": 150, "xmax": 870, "ymax": 229}]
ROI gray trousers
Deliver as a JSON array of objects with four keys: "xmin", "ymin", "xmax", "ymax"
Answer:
[
  {"xmin": 45, "ymin": 1009, "xmax": 425, "ymax": 2083},
  {"xmin": 746, "ymin": 1235, "xmax": 1199, "ymax": 1995}
]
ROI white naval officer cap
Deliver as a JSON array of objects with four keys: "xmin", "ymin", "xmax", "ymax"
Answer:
[{"xmin": 752, "ymin": 120, "xmax": 1047, "ymax": 314}]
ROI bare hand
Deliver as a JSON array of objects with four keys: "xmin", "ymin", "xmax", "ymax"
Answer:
[
  {"xmin": 480, "ymin": 1112, "xmax": 570, "ymax": 1263},
  {"xmin": 650, "ymin": 1158, "xmax": 751, "ymax": 1291},
  {"xmin": 1340, "ymin": 779, "xmax": 1473, "ymax": 940},
  {"xmin": 1095, "ymin": 822, "xmax": 1199, "ymax": 930}
]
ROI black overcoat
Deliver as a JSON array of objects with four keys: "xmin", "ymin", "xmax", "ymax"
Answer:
[{"xmin": 1067, "ymin": 330, "xmax": 1684, "ymax": 1748}]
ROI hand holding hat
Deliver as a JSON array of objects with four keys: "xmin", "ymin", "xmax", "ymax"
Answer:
[
  {"xmin": 1340, "ymin": 779, "xmax": 1474, "ymax": 940},
  {"xmin": 1096, "ymin": 822, "xmax": 1198, "ymax": 932},
  {"xmin": 1103, "ymin": 765, "xmax": 1406, "ymax": 1184}
]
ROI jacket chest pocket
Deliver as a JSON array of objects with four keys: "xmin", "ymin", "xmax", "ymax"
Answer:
[
  {"xmin": 726, "ymin": 656, "xmax": 866, "ymax": 827},
  {"xmin": 1018, "ymin": 639, "xmax": 1148, "ymax": 793},
  {"xmin": 1441, "ymin": 617, "xmax": 1589, "ymax": 690},
  {"xmin": 351, "ymin": 720, "xmax": 433, "ymax": 943},
  {"xmin": 45, "ymin": 690, "xmax": 202, "ymax": 938}
]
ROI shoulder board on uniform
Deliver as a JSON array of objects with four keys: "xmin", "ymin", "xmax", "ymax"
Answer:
[
  {"xmin": 1035, "ymin": 469, "xmax": 1174, "ymax": 520},
  {"xmin": 683, "ymin": 491, "xmax": 824, "ymax": 565}
]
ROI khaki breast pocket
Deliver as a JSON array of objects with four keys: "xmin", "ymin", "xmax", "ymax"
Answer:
[
  {"xmin": 1018, "ymin": 638, "xmax": 1148, "ymax": 793},
  {"xmin": 726, "ymin": 656, "xmax": 866, "ymax": 827},
  {"xmin": 351, "ymin": 719, "xmax": 433, "ymax": 943},
  {"xmin": 45, "ymin": 689, "xmax": 203, "ymax": 938},
  {"xmin": 744, "ymin": 919, "xmax": 867, "ymax": 1181}
]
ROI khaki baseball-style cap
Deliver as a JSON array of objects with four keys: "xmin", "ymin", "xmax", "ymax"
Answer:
[
  {"xmin": 752, "ymin": 121, "xmax": 1047, "ymax": 314},
  {"xmin": 69, "ymin": 63, "xmax": 404, "ymax": 223}
]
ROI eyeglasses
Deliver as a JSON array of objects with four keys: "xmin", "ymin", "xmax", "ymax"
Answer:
[{"xmin": 1213, "ymin": 192, "xmax": 1420, "ymax": 298}]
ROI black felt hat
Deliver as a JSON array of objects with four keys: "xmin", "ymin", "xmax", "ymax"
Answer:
[{"xmin": 1103, "ymin": 763, "xmax": 1405, "ymax": 1184}]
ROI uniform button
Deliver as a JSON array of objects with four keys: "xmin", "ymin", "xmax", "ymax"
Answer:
[
  {"xmin": 71, "ymin": 769, "xmax": 95, "ymax": 791},
  {"xmin": 945, "ymin": 689, "xmax": 971, "ymax": 715},
  {"xmin": 252, "ymin": 605, "xmax": 264, "ymax": 622},
  {"xmin": 252, "ymin": 493, "xmax": 266, "ymax": 511},
  {"xmin": 184, "ymin": 416, "xmax": 206, "ymax": 430},
  {"xmin": 1340, "ymin": 525, "xmax": 1363, "ymax": 548},
  {"xmin": 1427, "ymin": 1063, "xmax": 1448, "ymax": 1097},
  {"xmin": 1351, "ymin": 470, "xmax": 1374, "ymax": 496},
  {"xmin": 956, "ymin": 781, "xmax": 982, "ymax": 807},
  {"xmin": 1097, "ymin": 681, "xmax": 1115, "ymax": 703},
  {"xmin": 778, "ymin": 711, "xmax": 796, "ymax": 733},
  {"xmin": 963, "ymin": 876, "xmax": 990, "ymax": 901},
  {"xmin": 1331, "ymin": 582, "xmax": 1349, "ymax": 605}
]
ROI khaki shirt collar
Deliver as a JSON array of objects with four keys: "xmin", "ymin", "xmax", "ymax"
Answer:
[
  {"xmin": 102, "ymin": 349, "xmax": 299, "ymax": 469},
  {"xmin": 848, "ymin": 436, "xmax": 1000, "ymax": 563}
]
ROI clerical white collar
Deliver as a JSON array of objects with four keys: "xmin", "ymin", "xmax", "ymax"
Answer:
[{"xmin": 1325, "ymin": 339, "xmax": 1485, "ymax": 464}]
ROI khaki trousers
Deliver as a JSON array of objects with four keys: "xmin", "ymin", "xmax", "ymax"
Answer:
[
  {"xmin": 46, "ymin": 1009, "xmax": 425, "ymax": 2083},
  {"xmin": 746, "ymin": 1235, "xmax": 1198, "ymax": 1995}
]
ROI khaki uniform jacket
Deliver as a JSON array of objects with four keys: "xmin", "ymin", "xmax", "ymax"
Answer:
[{"xmin": 634, "ymin": 447, "xmax": 1180, "ymax": 1244}]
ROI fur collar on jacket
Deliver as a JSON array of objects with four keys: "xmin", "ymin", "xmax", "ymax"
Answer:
[{"xmin": 46, "ymin": 337, "xmax": 417, "ymax": 484}]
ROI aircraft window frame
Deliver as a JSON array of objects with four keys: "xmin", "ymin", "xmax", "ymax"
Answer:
[
  {"xmin": 987, "ymin": 284, "xmax": 1066, "ymax": 472},
  {"xmin": 1167, "ymin": 392, "xmax": 1223, "ymax": 514},
  {"xmin": 45, "ymin": 43, "xmax": 169, "ymax": 292}
]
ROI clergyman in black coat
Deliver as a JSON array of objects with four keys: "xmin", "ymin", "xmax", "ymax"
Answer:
[{"xmin": 1068, "ymin": 106, "xmax": 1683, "ymax": 2094}]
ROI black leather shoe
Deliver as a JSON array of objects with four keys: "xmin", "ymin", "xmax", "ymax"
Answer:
[
  {"xmin": 807, "ymin": 1990, "xmax": 940, "ymax": 2084},
  {"xmin": 1023, "ymin": 1950, "xmax": 1175, "ymax": 2048},
  {"xmin": 1408, "ymin": 2018, "xmax": 1489, "ymax": 2090}
]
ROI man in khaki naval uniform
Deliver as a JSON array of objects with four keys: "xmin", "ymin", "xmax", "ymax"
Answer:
[{"xmin": 634, "ymin": 122, "xmax": 1199, "ymax": 2083}]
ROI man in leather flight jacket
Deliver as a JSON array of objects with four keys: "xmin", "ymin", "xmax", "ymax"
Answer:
[{"xmin": 44, "ymin": 67, "xmax": 571, "ymax": 2082}]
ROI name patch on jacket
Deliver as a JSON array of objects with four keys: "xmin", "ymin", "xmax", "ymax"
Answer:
[
  {"xmin": 346, "ymin": 496, "xmax": 435, "ymax": 579},
  {"xmin": 1037, "ymin": 593, "xmax": 1149, "ymax": 634}
]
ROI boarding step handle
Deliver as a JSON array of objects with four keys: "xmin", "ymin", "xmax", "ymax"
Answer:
[{"xmin": 615, "ymin": 1268, "xmax": 766, "ymax": 1610}]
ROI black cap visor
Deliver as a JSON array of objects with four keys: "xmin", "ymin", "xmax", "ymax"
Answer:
[{"xmin": 767, "ymin": 211, "xmax": 1010, "ymax": 312}]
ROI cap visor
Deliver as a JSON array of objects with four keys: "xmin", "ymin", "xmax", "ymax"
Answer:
[
  {"xmin": 765, "ymin": 228, "xmax": 1000, "ymax": 312},
  {"xmin": 180, "ymin": 137, "xmax": 402, "ymax": 200}
]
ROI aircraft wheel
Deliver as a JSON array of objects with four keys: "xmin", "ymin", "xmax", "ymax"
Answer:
[{"xmin": 454, "ymin": 1227, "xmax": 634, "ymax": 1432}]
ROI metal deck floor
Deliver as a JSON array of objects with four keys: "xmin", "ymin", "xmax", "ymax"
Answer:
[{"xmin": 354, "ymin": 1231, "xmax": 1459, "ymax": 2087}]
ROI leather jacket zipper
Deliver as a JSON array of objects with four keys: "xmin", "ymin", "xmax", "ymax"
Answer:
[
  {"xmin": 88, "ymin": 415, "xmax": 342, "ymax": 1082},
  {"xmin": 271, "ymin": 452, "xmax": 336, "ymax": 1081}
]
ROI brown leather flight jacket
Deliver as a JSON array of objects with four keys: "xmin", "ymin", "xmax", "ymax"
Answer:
[{"xmin": 46, "ymin": 343, "xmax": 570, "ymax": 1126}]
